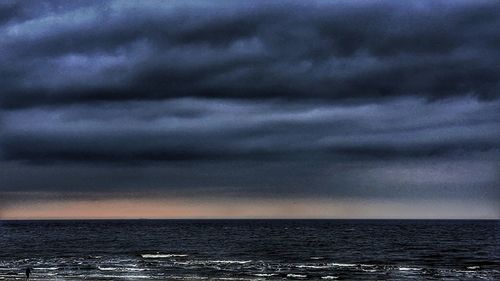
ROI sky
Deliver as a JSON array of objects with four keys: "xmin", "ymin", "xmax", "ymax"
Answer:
[{"xmin": 0, "ymin": 0, "xmax": 499, "ymax": 219}]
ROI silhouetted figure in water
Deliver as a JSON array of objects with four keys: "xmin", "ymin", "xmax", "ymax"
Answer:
[{"xmin": 25, "ymin": 267, "xmax": 31, "ymax": 280}]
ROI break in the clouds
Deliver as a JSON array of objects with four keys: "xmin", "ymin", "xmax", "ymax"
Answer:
[{"xmin": 0, "ymin": 0, "xmax": 499, "ymax": 218}]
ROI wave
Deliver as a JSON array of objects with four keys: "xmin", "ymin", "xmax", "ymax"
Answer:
[
  {"xmin": 321, "ymin": 276, "xmax": 339, "ymax": 279},
  {"xmin": 466, "ymin": 266, "xmax": 480, "ymax": 270},
  {"xmin": 287, "ymin": 274, "xmax": 307, "ymax": 278},
  {"xmin": 97, "ymin": 266, "xmax": 118, "ymax": 271},
  {"xmin": 398, "ymin": 267, "xmax": 422, "ymax": 271},
  {"xmin": 86, "ymin": 274, "xmax": 151, "ymax": 279},
  {"xmin": 216, "ymin": 277, "xmax": 256, "ymax": 281},
  {"xmin": 140, "ymin": 253, "xmax": 188, "ymax": 258},
  {"xmin": 127, "ymin": 268, "xmax": 146, "ymax": 272},
  {"xmin": 253, "ymin": 273, "xmax": 277, "ymax": 277},
  {"xmin": 329, "ymin": 263, "xmax": 357, "ymax": 267},
  {"xmin": 295, "ymin": 264, "xmax": 330, "ymax": 269},
  {"xmin": 361, "ymin": 268, "xmax": 377, "ymax": 272},
  {"xmin": 33, "ymin": 267, "xmax": 58, "ymax": 270},
  {"xmin": 163, "ymin": 276, "xmax": 209, "ymax": 280},
  {"xmin": 209, "ymin": 260, "xmax": 252, "ymax": 264}
]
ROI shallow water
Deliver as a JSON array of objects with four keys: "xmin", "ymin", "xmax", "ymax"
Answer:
[{"xmin": 0, "ymin": 220, "xmax": 498, "ymax": 280}]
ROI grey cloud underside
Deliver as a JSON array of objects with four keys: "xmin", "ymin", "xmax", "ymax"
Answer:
[
  {"xmin": 2, "ymin": 98, "xmax": 499, "ymax": 163},
  {"xmin": 1, "ymin": 0, "xmax": 500, "ymax": 108},
  {"xmin": 1, "ymin": 97, "xmax": 498, "ymax": 202},
  {"xmin": 0, "ymin": 159, "xmax": 498, "ymax": 203}
]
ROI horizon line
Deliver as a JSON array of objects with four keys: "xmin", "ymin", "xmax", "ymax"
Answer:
[{"xmin": 1, "ymin": 217, "xmax": 499, "ymax": 221}]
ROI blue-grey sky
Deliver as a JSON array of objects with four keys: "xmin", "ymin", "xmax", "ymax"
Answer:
[{"xmin": 0, "ymin": 0, "xmax": 499, "ymax": 218}]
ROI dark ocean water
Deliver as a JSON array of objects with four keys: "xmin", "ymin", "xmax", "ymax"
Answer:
[{"xmin": 0, "ymin": 220, "xmax": 498, "ymax": 280}]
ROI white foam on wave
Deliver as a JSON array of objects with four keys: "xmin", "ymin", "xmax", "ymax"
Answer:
[
  {"xmin": 287, "ymin": 273, "xmax": 307, "ymax": 278},
  {"xmin": 456, "ymin": 270, "xmax": 476, "ymax": 273},
  {"xmin": 361, "ymin": 268, "xmax": 377, "ymax": 272},
  {"xmin": 321, "ymin": 276, "xmax": 339, "ymax": 280},
  {"xmin": 33, "ymin": 267, "xmax": 58, "ymax": 270},
  {"xmin": 398, "ymin": 267, "xmax": 422, "ymax": 271},
  {"xmin": 216, "ymin": 277, "xmax": 251, "ymax": 281},
  {"xmin": 253, "ymin": 273, "xmax": 277, "ymax": 277},
  {"xmin": 127, "ymin": 268, "xmax": 146, "ymax": 272},
  {"xmin": 98, "ymin": 266, "xmax": 146, "ymax": 272},
  {"xmin": 141, "ymin": 254, "xmax": 188, "ymax": 258},
  {"xmin": 88, "ymin": 274, "xmax": 151, "ymax": 279},
  {"xmin": 173, "ymin": 260, "xmax": 253, "ymax": 266},
  {"xmin": 296, "ymin": 264, "xmax": 330, "ymax": 269},
  {"xmin": 98, "ymin": 266, "xmax": 118, "ymax": 271},
  {"xmin": 310, "ymin": 257, "xmax": 325, "ymax": 260},
  {"xmin": 467, "ymin": 266, "xmax": 480, "ymax": 270},
  {"xmin": 209, "ymin": 260, "xmax": 252, "ymax": 264},
  {"xmin": 329, "ymin": 263, "xmax": 357, "ymax": 267}
]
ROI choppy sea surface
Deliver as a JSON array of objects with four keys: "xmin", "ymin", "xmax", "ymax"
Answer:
[{"xmin": 0, "ymin": 220, "xmax": 498, "ymax": 280}]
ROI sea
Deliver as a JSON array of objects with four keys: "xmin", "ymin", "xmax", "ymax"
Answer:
[{"xmin": 0, "ymin": 220, "xmax": 498, "ymax": 280}]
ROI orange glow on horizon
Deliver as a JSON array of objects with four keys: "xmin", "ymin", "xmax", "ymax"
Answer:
[{"xmin": 0, "ymin": 198, "xmax": 497, "ymax": 220}]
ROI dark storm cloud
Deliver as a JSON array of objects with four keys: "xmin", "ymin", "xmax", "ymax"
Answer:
[
  {"xmin": 0, "ymin": 0, "xmax": 500, "ymax": 108},
  {"xmin": 1, "ymin": 97, "xmax": 499, "ymax": 163},
  {"xmin": 0, "ymin": 1, "xmax": 22, "ymax": 25}
]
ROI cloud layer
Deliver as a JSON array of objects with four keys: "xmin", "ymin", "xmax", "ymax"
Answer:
[
  {"xmin": 0, "ymin": 0, "xmax": 499, "ymax": 216},
  {"xmin": 1, "ymin": 0, "xmax": 499, "ymax": 108},
  {"xmin": 2, "ymin": 97, "xmax": 499, "ymax": 163}
]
